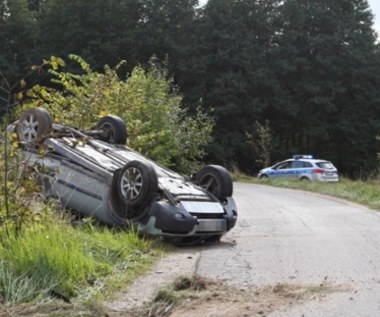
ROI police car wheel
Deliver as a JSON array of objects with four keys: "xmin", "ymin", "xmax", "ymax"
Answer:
[{"xmin": 259, "ymin": 174, "xmax": 268, "ymax": 179}]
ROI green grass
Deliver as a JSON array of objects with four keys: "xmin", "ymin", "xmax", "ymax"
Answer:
[
  {"xmin": 0, "ymin": 214, "xmax": 164, "ymax": 309},
  {"xmin": 233, "ymin": 173, "xmax": 380, "ymax": 211}
]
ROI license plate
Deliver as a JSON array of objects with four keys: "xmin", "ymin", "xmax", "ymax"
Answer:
[{"xmin": 198, "ymin": 219, "xmax": 226, "ymax": 232}]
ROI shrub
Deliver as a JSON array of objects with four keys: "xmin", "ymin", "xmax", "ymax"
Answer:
[{"xmin": 19, "ymin": 55, "xmax": 214, "ymax": 173}]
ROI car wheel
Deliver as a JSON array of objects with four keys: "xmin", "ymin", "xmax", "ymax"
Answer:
[
  {"xmin": 195, "ymin": 165, "xmax": 233, "ymax": 201},
  {"xmin": 259, "ymin": 174, "xmax": 269, "ymax": 179},
  {"xmin": 16, "ymin": 108, "xmax": 53, "ymax": 145},
  {"xmin": 96, "ymin": 115, "xmax": 127, "ymax": 144},
  {"xmin": 117, "ymin": 160, "xmax": 158, "ymax": 215}
]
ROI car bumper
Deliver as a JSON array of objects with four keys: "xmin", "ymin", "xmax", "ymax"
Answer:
[
  {"xmin": 136, "ymin": 198, "xmax": 238, "ymax": 237},
  {"xmin": 311, "ymin": 174, "xmax": 339, "ymax": 182}
]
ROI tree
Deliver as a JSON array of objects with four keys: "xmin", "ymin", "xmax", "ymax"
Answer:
[
  {"xmin": 0, "ymin": 0, "xmax": 39, "ymax": 89},
  {"xmin": 35, "ymin": 0, "xmax": 199, "ymax": 77},
  {"xmin": 37, "ymin": 0, "xmax": 143, "ymax": 72},
  {"xmin": 246, "ymin": 120, "xmax": 274, "ymax": 168},
  {"xmin": 185, "ymin": 0, "xmax": 280, "ymax": 169},
  {"xmin": 271, "ymin": 0, "xmax": 380, "ymax": 176},
  {"xmin": 136, "ymin": 0, "xmax": 199, "ymax": 60}
]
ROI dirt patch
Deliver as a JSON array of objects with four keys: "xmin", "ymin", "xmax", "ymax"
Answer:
[{"xmin": 109, "ymin": 277, "xmax": 349, "ymax": 317}]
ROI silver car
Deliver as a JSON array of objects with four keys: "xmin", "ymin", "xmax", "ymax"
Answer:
[
  {"xmin": 258, "ymin": 155, "xmax": 339, "ymax": 182},
  {"xmin": 10, "ymin": 108, "xmax": 238, "ymax": 245}
]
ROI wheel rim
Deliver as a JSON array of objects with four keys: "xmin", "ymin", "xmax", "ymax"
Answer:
[
  {"xmin": 100, "ymin": 123, "xmax": 115, "ymax": 142},
  {"xmin": 200, "ymin": 175, "xmax": 218, "ymax": 196},
  {"xmin": 120, "ymin": 167, "xmax": 143, "ymax": 201},
  {"xmin": 19, "ymin": 113, "xmax": 39, "ymax": 143}
]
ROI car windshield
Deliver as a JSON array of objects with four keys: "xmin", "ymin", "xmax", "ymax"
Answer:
[{"xmin": 317, "ymin": 161, "xmax": 335, "ymax": 169}]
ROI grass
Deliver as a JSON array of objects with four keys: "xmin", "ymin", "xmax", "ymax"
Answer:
[
  {"xmin": 0, "ymin": 213, "xmax": 164, "ymax": 312},
  {"xmin": 232, "ymin": 172, "xmax": 380, "ymax": 211}
]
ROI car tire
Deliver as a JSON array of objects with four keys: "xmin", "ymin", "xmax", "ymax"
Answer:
[
  {"xmin": 96, "ymin": 115, "xmax": 127, "ymax": 144},
  {"xmin": 195, "ymin": 165, "xmax": 233, "ymax": 201},
  {"xmin": 116, "ymin": 160, "xmax": 158, "ymax": 216},
  {"xmin": 16, "ymin": 108, "xmax": 53, "ymax": 145},
  {"xmin": 259, "ymin": 174, "xmax": 269, "ymax": 179}
]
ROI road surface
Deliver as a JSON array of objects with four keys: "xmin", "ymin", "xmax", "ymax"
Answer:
[{"xmin": 196, "ymin": 183, "xmax": 380, "ymax": 316}]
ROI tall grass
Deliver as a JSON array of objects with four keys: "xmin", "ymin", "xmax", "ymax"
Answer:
[{"xmin": 0, "ymin": 214, "xmax": 163, "ymax": 307}]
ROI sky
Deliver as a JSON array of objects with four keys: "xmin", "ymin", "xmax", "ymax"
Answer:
[{"xmin": 368, "ymin": 0, "xmax": 380, "ymax": 35}]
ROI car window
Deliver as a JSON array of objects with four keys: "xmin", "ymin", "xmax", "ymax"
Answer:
[
  {"xmin": 317, "ymin": 161, "xmax": 334, "ymax": 169},
  {"xmin": 291, "ymin": 161, "xmax": 304, "ymax": 168},
  {"xmin": 276, "ymin": 162, "xmax": 291, "ymax": 169},
  {"xmin": 290, "ymin": 161, "xmax": 313, "ymax": 168}
]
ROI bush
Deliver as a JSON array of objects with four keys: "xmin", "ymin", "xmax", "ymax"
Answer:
[{"xmin": 19, "ymin": 55, "xmax": 214, "ymax": 173}]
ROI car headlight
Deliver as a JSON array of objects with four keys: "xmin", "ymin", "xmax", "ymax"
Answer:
[{"xmin": 174, "ymin": 212, "xmax": 186, "ymax": 220}]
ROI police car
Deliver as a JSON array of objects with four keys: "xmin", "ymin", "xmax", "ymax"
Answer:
[{"xmin": 258, "ymin": 155, "xmax": 339, "ymax": 182}]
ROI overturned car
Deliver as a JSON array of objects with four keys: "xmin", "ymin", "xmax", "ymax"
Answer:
[{"xmin": 10, "ymin": 108, "xmax": 238, "ymax": 244}]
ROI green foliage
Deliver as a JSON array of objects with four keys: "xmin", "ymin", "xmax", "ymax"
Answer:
[
  {"xmin": 246, "ymin": 120, "xmax": 274, "ymax": 168},
  {"xmin": 0, "ymin": 126, "xmax": 45, "ymax": 233},
  {"xmin": 184, "ymin": 0, "xmax": 280, "ymax": 168},
  {"xmin": 19, "ymin": 55, "xmax": 214, "ymax": 173},
  {"xmin": 36, "ymin": 0, "xmax": 142, "ymax": 72},
  {"xmin": 0, "ymin": 0, "xmax": 40, "ymax": 88}
]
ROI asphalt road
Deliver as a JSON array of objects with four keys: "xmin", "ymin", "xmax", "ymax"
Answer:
[{"xmin": 196, "ymin": 183, "xmax": 380, "ymax": 316}]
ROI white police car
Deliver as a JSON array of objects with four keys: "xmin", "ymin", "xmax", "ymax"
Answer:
[{"xmin": 258, "ymin": 155, "xmax": 339, "ymax": 182}]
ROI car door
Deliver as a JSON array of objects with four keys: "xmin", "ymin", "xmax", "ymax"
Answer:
[
  {"xmin": 272, "ymin": 161, "xmax": 292, "ymax": 178},
  {"xmin": 290, "ymin": 160, "xmax": 305, "ymax": 179}
]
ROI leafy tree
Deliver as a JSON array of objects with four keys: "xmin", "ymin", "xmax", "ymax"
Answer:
[
  {"xmin": 246, "ymin": 120, "xmax": 274, "ymax": 168},
  {"xmin": 271, "ymin": 0, "xmax": 380, "ymax": 177},
  {"xmin": 37, "ymin": 0, "xmax": 143, "ymax": 72},
  {"xmin": 135, "ymin": 0, "xmax": 199, "ymax": 71},
  {"xmin": 0, "ymin": 0, "xmax": 39, "ymax": 89},
  {"xmin": 19, "ymin": 56, "xmax": 214, "ymax": 173},
  {"xmin": 186, "ymin": 0, "xmax": 280, "ymax": 169}
]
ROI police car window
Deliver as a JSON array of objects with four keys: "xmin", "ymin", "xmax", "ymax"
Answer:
[
  {"xmin": 303, "ymin": 162, "xmax": 313, "ymax": 168},
  {"xmin": 277, "ymin": 162, "xmax": 291, "ymax": 169},
  {"xmin": 317, "ymin": 162, "xmax": 334, "ymax": 169},
  {"xmin": 291, "ymin": 161, "xmax": 304, "ymax": 168}
]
